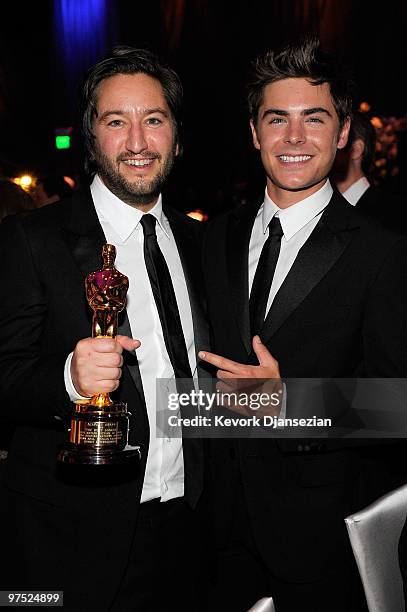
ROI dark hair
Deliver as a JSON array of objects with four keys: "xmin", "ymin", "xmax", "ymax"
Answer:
[
  {"xmin": 347, "ymin": 111, "xmax": 376, "ymax": 175},
  {"xmin": 0, "ymin": 179, "xmax": 35, "ymax": 222},
  {"xmin": 80, "ymin": 46, "xmax": 183, "ymax": 174},
  {"xmin": 248, "ymin": 37, "xmax": 352, "ymax": 129},
  {"xmin": 40, "ymin": 175, "xmax": 73, "ymax": 199}
]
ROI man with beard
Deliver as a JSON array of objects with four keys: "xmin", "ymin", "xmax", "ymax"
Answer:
[{"xmin": 0, "ymin": 47, "xmax": 210, "ymax": 611}]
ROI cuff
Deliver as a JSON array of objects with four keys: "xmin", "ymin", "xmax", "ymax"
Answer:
[{"xmin": 64, "ymin": 352, "xmax": 91, "ymax": 402}]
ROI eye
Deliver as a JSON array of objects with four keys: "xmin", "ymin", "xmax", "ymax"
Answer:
[
  {"xmin": 307, "ymin": 117, "xmax": 323, "ymax": 123},
  {"xmin": 269, "ymin": 117, "xmax": 286, "ymax": 124},
  {"xmin": 146, "ymin": 117, "xmax": 163, "ymax": 126},
  {"xmin": 107, "ymin": 119, "xmax": 123, "ymax": 127}
]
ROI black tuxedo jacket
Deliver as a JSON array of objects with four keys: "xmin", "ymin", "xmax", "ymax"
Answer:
[
  {"xmin": 0, "ymin": 189, "xmax": 210, "ymax": 603},
  {"xmin": 357, "ymin": 184, "xmax": 407, "ymax": 234},
  {"xmin": 202, "ymin": 189, "xmax": 407, "ymax": 582}
]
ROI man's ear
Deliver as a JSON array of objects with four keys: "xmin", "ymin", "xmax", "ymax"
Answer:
[
  {"xmin": 350, "ymin": 138, "xmax": 364, "ymax": 161},
  {"xmin": 337, "ymin": 117, "xmax": 351, "ymax": 150},
  {"xmin": 250, "ymin": 119, "xmax": 261, "ymax": 150}
]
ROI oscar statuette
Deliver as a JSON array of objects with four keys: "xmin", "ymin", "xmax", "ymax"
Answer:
[{"xmin": 57, "ymin": 244, "xmax": 141, "ymax": 466}]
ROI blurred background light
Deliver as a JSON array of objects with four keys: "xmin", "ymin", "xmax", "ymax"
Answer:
[
  {"xmin": 55, "ymin": 135, "xmax": 71, "ymax": 150},
  {"xmin": 187, "ymin": 210, "xmax": 209, "ymax": 222},
  {"xmin": 13, "ymin": 174, "xmax": 35, "ymax": 193},
  {"xmin": 53, "ymin": 0, "xmax": 116, "ymax": 104}
]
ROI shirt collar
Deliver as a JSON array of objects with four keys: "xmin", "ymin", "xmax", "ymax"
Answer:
[
  {"xmin": 261, "ymin": 179, "xmax": 333, "ymax": 241},
  {"xmin": 342, "ymin": 176, "xmax": 370, "ymax": 206},
  {"xmin": 90, "ymin": 174, "xmax": 169, "ymax": 241}
]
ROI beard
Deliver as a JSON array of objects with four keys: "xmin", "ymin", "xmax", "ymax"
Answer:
[{"xmin": 93, "ymin": 145, "xmax": 176, "ymax": 207}]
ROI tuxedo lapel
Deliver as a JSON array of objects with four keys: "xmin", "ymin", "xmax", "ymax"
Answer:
[
  {"xmin": 260, "ymin": 191, "xmax": 359, "ymax": 345},
  {"xmin": 60, "ymin": 189, "xmax": 107, "ymax": 279},
  {"xmin": 164, "ymin": 205, "xmax": 211, "ymax": 379},
  {"xmin": 117, "ymin": 313, "xmax": 146, "ymax": 409},
  {"xmin": 227, "ymin": 202, "xmax": 260, "ymax": 354}
]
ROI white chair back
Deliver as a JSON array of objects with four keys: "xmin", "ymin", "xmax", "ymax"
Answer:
[
  {"xmin": 247, "ymin": 596, "xmax": 276, "ymax": 612},
  {"xmin": 345, "ymin": 483, "xmax": 407, "ymax": 612}
]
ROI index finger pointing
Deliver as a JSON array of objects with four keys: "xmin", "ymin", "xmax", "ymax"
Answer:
[{"xmin": 198, "ymin": 351, "xmax": 242, "ymax": 375}]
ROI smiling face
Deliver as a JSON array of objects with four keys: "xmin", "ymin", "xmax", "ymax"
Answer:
[
  {"xmin": 92, "ymin": 72, "xmax": 178, "ymax": 209},
  {"xmin": 251, "ymin": 78, "xmax": 350, "ymax": 208}
]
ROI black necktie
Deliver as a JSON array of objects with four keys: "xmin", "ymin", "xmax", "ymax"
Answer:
[
  {"xmin": 140, "ymin": 214, "xmax": 192, "ymax": 380},
  {"xmin": 249, "ymin": 215, "xmax": 283, "ymax": 337}
]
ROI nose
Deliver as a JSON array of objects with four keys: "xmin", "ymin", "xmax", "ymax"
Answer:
[
  {"xmin": 284, "ymin": 120, "xmax": 306, "ymax": 145},
  {"xmin": 126, "ymin": 121, "xmax": 148, "ymax": 153}
]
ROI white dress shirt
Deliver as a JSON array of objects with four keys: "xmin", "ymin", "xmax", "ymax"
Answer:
[
  {"xmin": 64, "ymin": 174, "xmax": 196, "ymax": 503},
  {"xmin": 342, "ymin": 176, "xmax": 370, "ymax": 206},
  {"xmin": 249, "ymin": 180, "xmax": 334, "ymax": 316}
]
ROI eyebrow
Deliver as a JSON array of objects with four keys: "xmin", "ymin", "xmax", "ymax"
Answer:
[
  {"xmin": 97, "ymin": 107, "xmax": 170, "ymax": 122},
  {"xmin": 261, "ymin": 107, "xmax": 333, "ymax": 120}
]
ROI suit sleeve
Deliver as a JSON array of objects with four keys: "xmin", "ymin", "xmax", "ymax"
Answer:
[
  {"xmin": 0, "ymin": 215, "xmax": 72, "ymax": 424},
  {"xmin": 363, "ymin": 236, "xmax": 407, "ymax": 375},
  {"xmin": 277, "ymin": 235, "xmax": 407, "ymax": 454}
]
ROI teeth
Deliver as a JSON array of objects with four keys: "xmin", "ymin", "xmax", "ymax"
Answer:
[
  {"xmin": 279, "ymin": 155, "xmax": 311, "ymax": 163},
  {"xmin": 123, "ymin": 159, "xmax": 154, "ymax": 167}
]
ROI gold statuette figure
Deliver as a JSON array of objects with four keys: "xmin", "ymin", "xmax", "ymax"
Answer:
[{"xmin": 57, "ymin": 244, "xmax": 141, "ymax": 466}]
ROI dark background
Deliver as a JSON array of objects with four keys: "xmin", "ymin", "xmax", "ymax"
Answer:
[{"xmin": 0, "ymin": 0, "xmax": 406, "ymax": 217}]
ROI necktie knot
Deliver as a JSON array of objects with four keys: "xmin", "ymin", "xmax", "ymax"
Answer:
[
  {"xmin": 140, "ymin": 214, "xmax": 157, "ymax": 237},
  {"xmin": 268, "ymin": 216, "xmax": 283, "ymax": 238}
]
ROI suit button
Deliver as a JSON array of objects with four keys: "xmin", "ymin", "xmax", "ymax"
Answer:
[
  {"xmin": 229, "ymin": 448, "xmax": 236, "ymax": 460},
  {"xmin": 297, "ymin": 444, "xmax": 303, "ymax": 452},
  {"xmin": 312, "ymin": 442, "xmax": 326, "ymax": 452}
]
